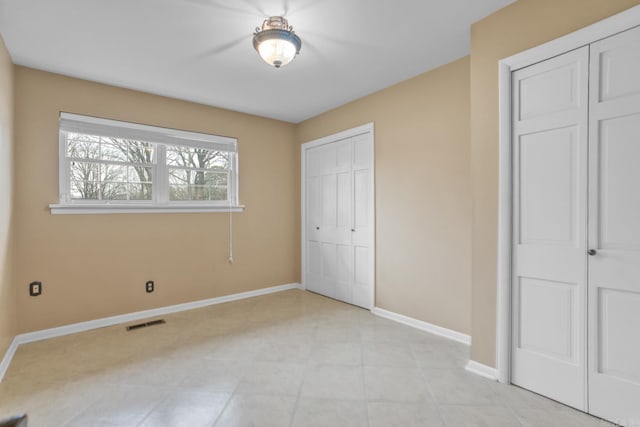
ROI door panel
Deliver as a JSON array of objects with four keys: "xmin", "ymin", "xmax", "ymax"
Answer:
[
  {"xmin": 336, "ymin": 244, "xmax": 353, "ymax": 303},
  {"xmin": 321, "ymin": 242, "xmax": 337, "ymax": 298},
  {"xmin": 337, "ymin": 172, "xmax": 351, "ymax": 228},
  {"xmin": 352, "ymin": 246, "xmax": 370, "ymax": 309},
  {"xmin": 598, "ymin": 288, "xmax": 640, "ymax": 382},
  {"xmin": 598, "ymin": 114, "xmax": 640, "ymax": 250},
  {"xmin": 518, "ymin": 127, "xmax": 578, "ymax": 245},
  {"xmin": 518, "ymin": 60, "xmax": 582, "ymax": 120},
  {"xmin": 308, "ymin": 241, "xmax": 321, "ymax": 275},
  {"xmin": 518, "ymin": 277, "xmax": 577, "ymax": 362},
  {"xmin": 597, "ymin": 31, "xmax": 640, "ymax": 102},
  {"xmin": 321, "ymin": 174, "xmax": 337, "ymax": 229},
  {"xmin": 353, "ymin": 168, "xmax": 370, "ymax": 248},
  {"xmin": 306, "ymin": 241, "xmax": 322, "ymax": 294},
  {"xmin": 307, "ymin": 176, "xmax": 321, "ymax": 241},
  {"xmin": 588, "ymin": 25, "xmax": 640, "ymax": 426},
  {"xmin": 511, "ymin": 46, "xmax": 589, "ymax": 410},
  {"xmin": 353, "ymin": 135, "xmax": 373, "ymax": 168}
]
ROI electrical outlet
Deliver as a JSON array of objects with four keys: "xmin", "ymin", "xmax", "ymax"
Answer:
[
  {"xmin": 146, "ymin": 280, "xmax": 154, "ymax": 293},
  {"xmin": 29, "ymin": 281, "xmax": 42, "ymax": 296}
]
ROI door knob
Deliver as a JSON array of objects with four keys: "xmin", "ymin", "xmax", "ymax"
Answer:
[
  {"xmin": 316, "ymin": 226, "xmax": 320, "ymax": 230},
  {"xmin": 351, "ymin": 229, "xmax": 355, "ymax": 232},
  {"xmin": 588, "ymin": 249, "xmax": 597, "ymax": 256}
]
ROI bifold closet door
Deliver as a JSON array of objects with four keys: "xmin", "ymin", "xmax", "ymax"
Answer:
[
  {"xmin": 511, "ymin": 46, "xmax": 589, "ymax": 410},
  {"xmin": 306, "ymin": 139, "xmax": 353, "ymax": 302},
  {"xmin": 587, "ymin": 25, "xmax": 640, "ymax": 425},
  {"xmin": 349, "ymin": 133, "xmax": 373, "ymax": 309},
  {"xmin": 305, "ymin": 132, "xmax": 373, "ymax": 309}
]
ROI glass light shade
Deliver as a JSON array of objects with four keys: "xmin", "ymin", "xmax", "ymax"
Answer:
[
  {"xmin": 257, "ymin": 38, "xmax": 297, "ymax": 68},
  {"xmin": 252, "ymin": 17, "xmax": 302, "ymax": 68}
]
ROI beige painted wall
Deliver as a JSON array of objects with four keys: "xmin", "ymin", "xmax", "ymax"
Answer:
[
  {"xmin": 13, "ymin": 67, "xmax": 299, "ymax": 333},
  {"xmin": 0, "ymin": 35, "xmax": 15, "ymax": 357},
  {"xmin": 11, "ymin": 0, "xmax": 637, "ymax": 354},
  {"xmin": 469, "ymin": 0, "xmax": 640, "ymax": 366},
  {"xmin": 297, "ymin": 57, "xmax": 472, "ymax": 335}
]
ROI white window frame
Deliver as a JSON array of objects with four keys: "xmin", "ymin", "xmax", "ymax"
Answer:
[{"xmin": 50, "ymin": 113, "xmax": 244, "ymax": 214}]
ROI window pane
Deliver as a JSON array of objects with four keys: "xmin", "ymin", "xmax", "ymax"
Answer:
[
  {"xmin": 100, "ymin": 142, "xmax": 128, "ymax": 162},
  {"xmin": 67, "ymin": 139, "xmax": 101, "ymax": 160},
  {"xmin": 169, "ymin": 169, "xmax": 227, "ymax": 186},
  {"xmin": 129, "ymin": 183, "xmax": 152, "ymax": 200},
  {"xmin": 169, "ymin": 185, "xmax": 189, "ymax": 201},
  {"xmin": 101, "ymin": 164, "xmax": 127, "ymax": 182},
  {"xmin": 65, "ymin": 131, "xmax": 157, "ymax": 202},
  {"xmin": 190, "ymin": 185, "xmax": 209, "ymax": 201},
  {"xmin": 210, "ymin": 185, "xmax": 228, "ymax": 201},
  {"xmin": 168, "ymin": 168, "xmax": 188, "ymax": 184},
  {"xmin": 168, "ymin": 168, "xmax": 228, "ymax": 201},
  {"xmin": 70, "ymin": 161, "xmax": 100, "ymax": 183},
  {"xmin": 166, "ymin": 146, "xmax": 229, "ymax": 170},
  {"xmin": 66, "ymin": 134, "xmax": 155, "ymax": 165},
  {"xmin": 168, "ymin": 184, "xmax": 228, "ymax": 201},
  {"xmin": 101, "ymin": 182, "xmax": 127, "ymax": 200},
  {"xmin": 67, "ymin": 132, "xmax": 99, "ymax": 142},
  {"xmin": 128, "ymin": 166, "xmax": 152, "ymax": 183},
  {"xmin": 70, "ymin": 180, "xmax": 100, "ymax": 200},
  {"xmin": 124, "ymin": 140, "xmax": 155, "ymax": 164},
  {"xmin": 208, "ymin": 172, "xmax": 228, "ymax": 186}
]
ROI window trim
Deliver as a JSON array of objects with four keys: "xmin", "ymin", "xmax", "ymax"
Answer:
[
  {"xmin": 49, "ymin": 204, "xmax": 245, "ymax": 215},
  {"xmin": 51, "ymin": 113, "xmax": 244, "ymax": 214}
]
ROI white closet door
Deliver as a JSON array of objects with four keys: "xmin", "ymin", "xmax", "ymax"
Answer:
[
  {"xmin": 588, "ymin": 25, "xmax": 640, "ymax": 426},
  {"xmin": 511, "ymin": 46, "xmax": 589, "ymax": 410},
  {"xmin": 305, "ymin": 144, "xmax": 326, "ymax": 298},
  {"xmin": 304, "ymin": 130, "xmax": 374, "ymax": 309},
  {"xmin": 334, "ymin": 139, "xmax": 355, "ymax": 304},
  {"xmin": 306, "ymin": 140, "xmax": 352, "ymax": 301},
  {"xmin": 351, "ymin": 133, "xmax": 373, "ymax": 309}
]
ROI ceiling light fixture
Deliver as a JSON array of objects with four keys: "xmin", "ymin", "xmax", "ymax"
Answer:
[{"xmin": 252, "ymin": 16, "xmax": 302, "ymax": 68}]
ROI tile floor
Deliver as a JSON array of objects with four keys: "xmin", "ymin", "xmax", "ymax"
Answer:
[{"xmin": 0, "ymin": 289, "xmax": 612, "ymax": 426}]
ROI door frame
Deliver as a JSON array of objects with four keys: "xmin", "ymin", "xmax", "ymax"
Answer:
[
  {"xmin": 301, "ymin": 123, "xmax": 375, "ymax": 310},
  {"xmin": 496, "ymin": 6, "xmax": 640, "ymax": 385}
]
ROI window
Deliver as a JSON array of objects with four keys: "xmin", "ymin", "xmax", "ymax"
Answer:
[{"xmin": 52, "ymin": 113, "xmax": 242, "ymax": 214}]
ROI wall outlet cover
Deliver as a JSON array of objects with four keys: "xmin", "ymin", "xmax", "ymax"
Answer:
[{"xmin": 29, "ymin": 281, "xmax": 42, "ymax": 296}]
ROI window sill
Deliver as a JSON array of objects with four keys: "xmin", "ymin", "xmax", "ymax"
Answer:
[{"xmin": 49, "ymin": 203, "xmax": 245, "ymax": 215}]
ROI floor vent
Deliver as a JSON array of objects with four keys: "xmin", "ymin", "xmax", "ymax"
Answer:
[{"xmin": 126, "ymin": 319, "xmax": 166, "ymax": 331}]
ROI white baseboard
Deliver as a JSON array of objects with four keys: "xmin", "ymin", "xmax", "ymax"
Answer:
[
  {"xmin": 465, "ymin": 360, "xmax": 498, "ymax": 381},
  {"xmin": 0, "ymin": 282, "xmax": 302, "ymax": 382},
  {"xmin": 17, "ymin": 283, "xmax": 302, "ymax": 345},
  {"xmin": 0, "ymin": 337, "xmax": 19, "ymax": 383},
  {"xmin": 371, "ymin": 307, "xmax": 471, "ymax": 345}
]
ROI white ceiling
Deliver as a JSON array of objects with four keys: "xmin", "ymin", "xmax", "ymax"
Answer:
[{"xmin": 0, "ymin": 0, "xmax": 515, "ymax": 123}]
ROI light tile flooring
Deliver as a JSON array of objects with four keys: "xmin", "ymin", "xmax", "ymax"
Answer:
[{"xmin": 0, "ymin": 290, "xmax": 611, "ymax": 426}]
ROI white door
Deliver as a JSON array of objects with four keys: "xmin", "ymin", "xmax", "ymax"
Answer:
[
  {"xmin": 349, "ymin": 133, "xmax": 374, "ymax": 309},
  {"xmin": 587, "ymin": 25, "xmax": 640, "ymax": 426},
  {"xmin": 511, "ymin": 46, "xmax": 589, "ymax": 410},
  {"xmin": 304, "ymin": 129, "xmax": 374, "ymax": 309}
]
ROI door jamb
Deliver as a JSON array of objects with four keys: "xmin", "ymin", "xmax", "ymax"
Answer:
[
  {"xmin": 301, "ymin": 123, "xmax": 376, "ymax": 310},
  {"xmin": 496, "ymin": 6, "xmax": 640, "ymax": 385}
]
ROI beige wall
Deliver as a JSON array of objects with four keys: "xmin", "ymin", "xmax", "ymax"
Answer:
[
  {"xmin": 0, "ymin": 35, "xmax": 15, "ymax": 357},
  {"xmin": 10, "ymin": 0, "xmax": 638, "ymax": 355},
  {"xmin": 297, "ymin": 57, "xmax": 472, "ymax": 335},
  {"xmin": 13, "ymin": 67, "xmax": 299, "ymax": 333},
  {"xmin": 469, "ymin": 0, "xmax": 640, "ymax": 366}
]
